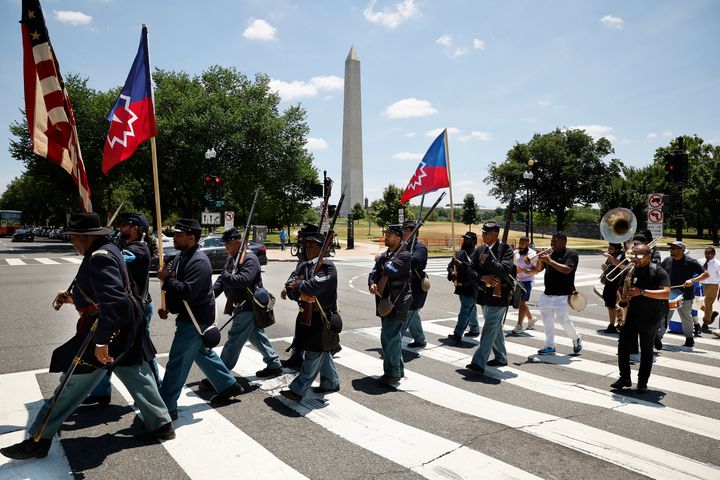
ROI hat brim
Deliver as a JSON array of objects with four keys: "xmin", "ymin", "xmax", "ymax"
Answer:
[
  {"xmin": 667, "ymin": 243, "xmax": 685, "ymax": 248},
  {"xmin": 65, "ymin": 226, "xmax": 113, "ymax": 236}
]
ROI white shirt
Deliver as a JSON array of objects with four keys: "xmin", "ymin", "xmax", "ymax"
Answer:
[
  {"xmin": 515, "ymin": 248, "xmax": 537, "ymax": 282},
  {"xmin": 700, "ymin": 257, "xmax": 720, "ymax": 284}
]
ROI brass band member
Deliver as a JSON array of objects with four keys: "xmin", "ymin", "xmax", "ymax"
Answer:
[
  {"xmin": 611, "ymin": 244, "xmax": 670, "ymax": 393},
  {"xmin": 601, "ymin": 242, "xmax": 624, "ymax": 334}
]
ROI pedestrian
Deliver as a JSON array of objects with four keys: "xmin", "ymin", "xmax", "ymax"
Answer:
[
  {"xmin": 279, "ymin": 226, "xmax": 288, "ymax": 251},
  {"xmin": 280, "ymin": 232, "xmax": 341, "ymax": 401},
  {"xmin": 446, "ymin": 231, "xmax": 480, "ymax": 343},
  {"xmin": 600, "ymin": 242, "xmax": 625, "ymax": 334},
  {"xmin": 84, "ymin": 212, "xmax": 159, "ymax": 406},
  {"xmin": 465, "ymin": 221, "xmax": 514, "ymax": 374},
  {"xmin": 205, "ymin": 227, "xmax": 283, "ymax": 386},
  {"xmin": 510, "ymin": 236, "xmax": 539, "ymax": 336},
  {"xmin": 157, "ymin": 219, "xmax": 244, "ymax": 418},
  {"xmin": 536, "ymin": 232, "xmax": 583, "ymax": 355},
  {"xmin": 611, "ymin": 244, "xmax": 670, "ymax": 393},
  {"xmin": 1, "ymin": 213, "xmax": 174, "ymax": 460},
  {"xmin": 699, "ymin": 247, "xmax": 720, "ymax": 333},
  {"xmin": 661, "ymin": 241, "xmax": 709, "ymax": 348},
  {"xmin": 400, "ymin": 219, "xmax": 428, "ymax": 348},
  {"xmin": 368, "ymin": 224, "xmax": 412, "ymax": 385}
]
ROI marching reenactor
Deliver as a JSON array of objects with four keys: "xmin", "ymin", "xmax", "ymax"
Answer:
[
  {"xmin": 400, "ymin": 219, "xmax": 429, "ymax": 348},
  {"xmin": 157, "ymin": 219, "xmax": 243, "ymax": 417},
  {"xmin": 369, "ymin": 224, "xmax": 412, "ymax": 385},
  {"xmin": 208, "ymin": 228, "xmax": 283, "ymax": 383},
  {"xmin": 446, "ymin": 231, "xmax": 481, "ymax": 344},
  {"xmin": 280, "ymin": 232, "xmax": 341, "ymax": 401},
  {"xmin": 1, "ymin": 213, "xmax": 173, "ymax": 460}
]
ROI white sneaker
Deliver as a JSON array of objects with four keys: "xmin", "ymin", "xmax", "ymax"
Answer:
[
  {"xmin": 526, "ymin": 317, "xmax": 536, "ymax": 330},
  {"xmin": 511, "ymin": 325, "xmax": 524, "ymax": 336}
]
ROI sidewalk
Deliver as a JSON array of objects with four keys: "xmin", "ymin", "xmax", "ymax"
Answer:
[{"xmin": 266, "ymin": 241, "xmax": 383, "ymax": 262}]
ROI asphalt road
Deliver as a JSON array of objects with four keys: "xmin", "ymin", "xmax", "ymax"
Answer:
[{"xmin": 1, "ymin": 237, "xmax": 719, "ymax": 480}]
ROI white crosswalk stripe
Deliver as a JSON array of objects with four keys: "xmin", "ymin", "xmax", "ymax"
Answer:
[
  {"xmin": 0, "ymin": 256, "xmax": 82, "ymax": 266},
  {"xmin": 1, "ymin": 312, "xmax": 719, "ymax": 479}
]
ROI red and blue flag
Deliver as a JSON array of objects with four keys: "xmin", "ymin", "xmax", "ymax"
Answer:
[
  {"xmin": 400, "ymin": 129, "xmax": 449, "ymax": 203},
  {"xmin": 102, "ymin": 25, "xmax": 156, "ymax": 174}
]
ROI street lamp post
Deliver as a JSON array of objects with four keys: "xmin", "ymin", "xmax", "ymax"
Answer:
[{"xmin": 523, "ymin": 158, "xmax": 536, "ymax": 247}]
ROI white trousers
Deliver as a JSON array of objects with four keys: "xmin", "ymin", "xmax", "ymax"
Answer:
[{"xmin": 539, "ymin": 293, "xmax": 579, "ymax": 348}]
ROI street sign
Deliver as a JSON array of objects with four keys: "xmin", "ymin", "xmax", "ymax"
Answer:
[
  {"xmin": 215, "ymin": 200, "xmax": 225, "ymax": 207},
  {"xmin": 648, "ymin": 193, "xmax": 663, "ymax": 208},
  {"xmin": 201, "ymin": 212, "xmax": 221, "ymax": 225},
  {"xmin": 224, "ymin": 211, "xmax": 234, "ymax": 230},
  {"xmin": 398, "ymin": 208, "xmax": 404, "ymax": 223},
  {"xmin": 647, "ymin": 208, "xmax": 663, "ymax": 223},
  {"xmin": 647, "ymin": 193, "xmax": 663, "ymax": 240}
]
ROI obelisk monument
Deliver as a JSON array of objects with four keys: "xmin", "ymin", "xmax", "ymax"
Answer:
[{"xmin": 340, "ymin": 46, "xmax": 363, "ymax": 217}]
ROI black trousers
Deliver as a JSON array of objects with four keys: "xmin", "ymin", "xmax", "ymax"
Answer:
[{"xmin": 618, "ymin": 311, "xmax": 660, "ymax": 385}]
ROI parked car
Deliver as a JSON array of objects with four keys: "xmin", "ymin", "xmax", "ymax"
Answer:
[
  {"xmin": 11, "ymin": 229, "xmax": 34, "ymax": 242},
  {"xmin": 150, "ymin": 235, "xmax": 267, "ymax": 274}
]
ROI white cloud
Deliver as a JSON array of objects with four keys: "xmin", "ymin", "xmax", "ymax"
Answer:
[
  {"xmin": 449, "ymin": 47, "xmax": 469, "ymax": 58},
  {"xmin": 269, "ymin": 75, "xmax": 343, "ymax": 101},
  {"xmin": 435, "ymin": 34, "xmax": 453, "ymax": 47},
  {"xmin": 364, "ymin": 0, "xmax": 419, "ymax": 29},
  {"xmin": 473, "ymin": 38, "xmax": 485, "ymax": 50},
  {"xmin": 661, "ymin": 130, "xmax": 673, "ymax": 137},
  {"xmin": 568, "ymin": 124, "xmax": 617, "ymax": 142},
  {"xmin": 53, "ymin": 10, "xmax": 92, "ymax": 26},
  {"xmin": 600, "ymin": 14, "xmax": 624, "ymax": 30},
  {"xmin": 459, "ymin": 131, "xmax": 492, "ymax": 142},
  {"xmin": 647, "ymin": 132, "xmax": 658, "ymax": 139},
  {"xmin": 305, "ymin": 138, "xmax": 328, "ymax": 151},
  {"xmin": 243, "ymin": 19, "xmax": 277, "ymax": 41},
  {"xmin": 425, "ymin": 127, "xmax": 460, "ymax": 138},
  {"xmin": 405, "ymin": 132, "xmax": 416, "ymax": 138},
  {"xmin": 536, "ymin": 100, "xmax": 552, "ymax": 107},
  {"xmin": 383, "ymin": 98, "xmax": 438, "ymax": 119},
  {"xmin": 392, "ymin": 152, "xmax": 424, "ymax": 160}
]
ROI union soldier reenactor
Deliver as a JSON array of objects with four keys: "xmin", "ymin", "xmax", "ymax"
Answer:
[
  {"xmin": 400, "ymin": 219, "xmax": 429, "ymax": 348},
  {"xmin": 446, "ymin": 231, "xmax": 481, "ymax": 343},
  {"xmin": 280, "ymin": 232, "xmax": 341, "ymax": 401},
  {"xmin": 1, "ymin": 213, "xmax": 174, "ymax": 460}
]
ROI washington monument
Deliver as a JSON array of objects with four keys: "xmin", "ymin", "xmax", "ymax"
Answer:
[{"xmin": 340, "ymin": 46, "xmax": 363, "ymax": 216}]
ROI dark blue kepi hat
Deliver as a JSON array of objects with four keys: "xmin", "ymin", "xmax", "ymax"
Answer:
[
  {"xmin": 117, "ymin": 212, "xmax": 149, "ymax": 231},
  {"xmin": 174, "ymin": 218, "xmax": 201, "ymax": 234},
  {"xmin": 304, "ymin": 232, "xmax": 325, "ymax": 245},
  {"xmin": 386, "ymin": 224, "xmax": 403, "ymax": 237},
  {"xmin": 221, "ymin": 227, "xmax": 242, "ymax": 243}
]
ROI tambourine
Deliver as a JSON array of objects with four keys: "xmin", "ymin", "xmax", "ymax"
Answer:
[{"xmin": 568, "ymin": 291, "xmax": 587, "ymax": 312}]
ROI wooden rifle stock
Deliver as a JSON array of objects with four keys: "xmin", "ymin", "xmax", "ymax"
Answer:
[
  {"xmin": 375, "ymin": 192, "xmax": 446, "ymax": 297},
  {"xmin": 224, "ymin": 189, "xmax": 260, "ymax": 314},
  {"xmin": 299, "ymin": 190, "xmax": 345, "ymax": 325}
]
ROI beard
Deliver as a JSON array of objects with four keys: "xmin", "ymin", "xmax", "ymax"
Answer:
[
  {"xmin": 519, "ymin": 248, "xmax": 529, "ymax": 255},
  {"xmin": 120, "ymin": 231, "xmax": 131, "ymax": 242}
]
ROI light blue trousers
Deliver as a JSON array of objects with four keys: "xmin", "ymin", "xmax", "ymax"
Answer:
[
  {"xmin": 401, "ymin": 309, "xmax": 426, "ymax": 343},
  {"xmin": 380, "ymin": 317, "xmax": 404, "ymax": 378},
  {"xmin": 221, "ymin": 309, "xmax": 281, "ymax": 370},
  {"xmin": 471, "ymin": 305, "xmax": 508, "ymax": 368},
  {"xmin": 453, "ymin": 295, "xmax": 480, "ymax": 336},
  {"xmin": 289, "ymin": 351, "xmax": 339, "ymax": 398}
]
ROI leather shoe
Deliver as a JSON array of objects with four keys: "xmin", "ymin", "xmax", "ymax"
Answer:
[
  {"xmin": 279, "ymin": 389, "xmax": 302, "ymax": 402},
  {"xmin": 407, "ymin": 341, "xmax": 426, "ymax": 348},
  {"xmin": 636, "ymin": 384, "xmax": 648, "ymax": 393},
  {"xmin": 464, "ymin": 331, "xmax": 480, "ymax": 337},
  {"xmin": 133, "ymin": 422, "xmax": 176, "ymax": 441},
  {"xmin": 312, "ymin": 385, "xmax": 340, "ymax": 394},
  {"xmin": 683, "ymin": 337, "xmax": 695, "ymax": 348},
  {"xmin": 198, "ymin": 378, "xmax": 215, "ymax": 392},
  {"xmin": 81, "ymin": 395, "xmax": 111, "ymax": 406},
  {"xmin": 487, "ymin": 359, "xmax": 507, "ymax": 367},
  {"xmin": 465, "ymin": 363, "xmax": 484, "ymax": 374},
  {"xmin": 0, "ymin": 438, "xmax": 51, "ymax": 460},
  {"xmin": 210, "ymin": 381, "xmax": 244, "ymax": 403},
  {"xmin": 378, "ymin": 375, "xmax": 401, "ymax": 385},
  {"xmin": 280, "ymin": 354, "xmax": 303, "ymax": 370},
  {"xmin": 654, "ymin": 337, "xmax": 663, "ymax": 350},
  {"xmin": 701, "ymin": 323, "xmax": 711, "ymax": 334},
  {"xmin": 256, "ymin": 367, "xmax": 283, "ymax": 378},
  {"xmin": 610, "ymin": 378, "xmax": 631, "ymax": 389},
  {"xmin": 446, "ymin": 333, "xmax": 462, "ymax": 344}
]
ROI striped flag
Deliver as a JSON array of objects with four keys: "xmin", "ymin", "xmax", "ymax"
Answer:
[{"xmin": 20, "ymin": 0, "xmax": 92, "ymax": 212}]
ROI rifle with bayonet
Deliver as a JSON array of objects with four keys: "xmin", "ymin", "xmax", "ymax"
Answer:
[
  {"xmin": 298, "ymin": 190, "xmax": 345, "ymax": 325},
  {"xmin": 223, "ymin": 188, "xmax": 260, "ymax": 315}
]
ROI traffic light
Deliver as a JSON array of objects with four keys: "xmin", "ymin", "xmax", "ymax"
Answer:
[
  {"xmin": 214, "ymin": 176, "xmax": 223, "ymax": 198},
  {"xmin": 311, "ymin": 183, "xmax": 324, "ymax": 197},
  {"xmin": 672, "ymin": 191, "xmax": 683, "ymax": 215},
  {"xmin": 662, "ymin": 194, "xmax": 673, "ymax": 215},
  {"xmin": 664, "ymin": 152, "xmax": 679, "ymax": 183},
  {"xmin": 328, "ymin": 204, "xmax": 337, "ymax": 217},
  {"xmin": 677, "ymin": 152, "xmax": 689, "ymax": 184}
]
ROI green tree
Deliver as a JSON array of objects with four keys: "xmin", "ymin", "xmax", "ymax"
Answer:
[
  {"xmin": 350, "ymin": 202, "xmax": 366, "ymax": 221},
  {"xmin": 485, "ymin": 128, "xmax": 618, "ymax": 231},
  {"xmin": 370, "ymin": 184, "xmax": 406, "ymax": 229},
  {"xmin": 461, "ymin": 193, "xmax": 478, "ymax": 230}
]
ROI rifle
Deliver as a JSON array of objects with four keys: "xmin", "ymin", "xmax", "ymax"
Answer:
[
  {"xmin": 223, "ymin": 189, "xmax": 260, "ymax": 315},
  {"xmin": 375, "ymin": 192, "xmax": 446, "ymax": 297},
  {"xmin": 299, "ymin": 190, "xmax": 345, "ymax": 325}
]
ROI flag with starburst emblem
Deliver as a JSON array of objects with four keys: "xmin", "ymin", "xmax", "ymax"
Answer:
[
  {"xmin": 21, "ymin": 0, "xmax": 92, "ymax": 211},
  {"xmin": 102, "ymin": 25, "xmax": 156, "ymax": 174},
  {"xmin": 400, "ymin": 129, "xmax": 450, "ymax": 203}
]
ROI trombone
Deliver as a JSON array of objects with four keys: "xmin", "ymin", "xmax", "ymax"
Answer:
[
  {"xmin": 604, "ymin": 236, "xmax": 662, "ymax": 282},
  {"xmin": 524, "ymin": 247, "xmax": 552, "ymax": 264}
]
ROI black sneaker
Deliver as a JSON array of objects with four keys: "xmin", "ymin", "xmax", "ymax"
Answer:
[
  {"xmin": 255, "ymin": 367, "xmax": 283, "ymax": 378},
  {"xmin": 636, "ymin": 384, "xmax": 648, "ymax": 394},
  {"xmin": 701, "ymin": 323, "xmax": 711, "ymax": 334},
  {"xmin": 610, "ymin": 378, "xmax": 631, "ymax": 389},
  {"xmin": 693, "ymin": 323, "xmax": 702, "ymax": 337},
  {"xmin": 280, "ymin": 354, "xmax": 303, "ymax": 370},
  {"xmin": 81, "ymin": 395, "xmax": 111, "ymax": 406},
  {"xmin": 210, "ymin": 381, "xmax": 244, "ymax": 403},
  {"xmin": 464, "ymin": 331, "xmax": 480, "ymax": 337},
  {"xmin": 446, "ymin": 333, "xmax": 462, "ymax": 344},
  {"xmin": 654, "ymin": 337, "xmax": 663, "ymax": 350},
  {"xmin": 683, "ymin": 337, "xmax": 695, "ymax": 348},
  {"xmin": 133, "ymin": 422, "xmax": 176, "ymax": 441},
  {"xmin": 603, "ymin": 324, "xmax": 618, "ymax": 334},
  {"xmin": 0, "ymin": 438, "xmax": 51, "ymax": 460}
]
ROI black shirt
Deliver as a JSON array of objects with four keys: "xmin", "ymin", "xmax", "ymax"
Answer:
[
  {"xmin": 543, "ymin": 249, "xmax": 579, "ymax": 296},
  {"xmin": 661, "ymin": 255, "xmax": 705, "ymax": 300},
  {"xmin": 624, "ymin": 263, "xmax": 670, "ymax": 314}
]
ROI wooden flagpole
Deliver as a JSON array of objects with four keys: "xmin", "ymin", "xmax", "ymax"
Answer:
[{"xmin": 443, "ymin": 129, "xmax": 455, "ymax": 249}]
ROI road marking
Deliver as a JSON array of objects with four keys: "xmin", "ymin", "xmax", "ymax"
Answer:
[
  {"xmin": 35, "ymin": 258, "xmax": 60, "ymax": 265},
  {"xmin": 60, "ymin": 257, "xmax": 82, "ymax": 264},
  {"xmin": 233, "ymin": 349, "xmax": 542, "ymax": 480},
  {"xmin": 328, "ymin": 345, "xmax": 720, "ymax": 480},
  {"xmin": 354, "ymin": 327, "xmax": 720, "ymax": 441},
  {"xmin": 111, "ymin": 365, "xmax": 307, "ymax": 480},
  {"xmin": 5, "ymin": 259, "xmax": 25, "ymax": 266}
]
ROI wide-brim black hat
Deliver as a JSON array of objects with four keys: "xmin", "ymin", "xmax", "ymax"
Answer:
[{"xmin": 65, "ymin": 213, "xmax": 112, "ymax": 236}]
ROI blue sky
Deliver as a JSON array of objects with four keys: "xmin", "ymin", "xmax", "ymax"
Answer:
[{"xmin": 1, "ymin": 0, "xmax": 719, "ymax": 209}]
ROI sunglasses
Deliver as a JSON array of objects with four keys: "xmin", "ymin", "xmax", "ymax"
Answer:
[{"xmin": 627, "ymin": 253, "xmax": 648, "ymax": 259}]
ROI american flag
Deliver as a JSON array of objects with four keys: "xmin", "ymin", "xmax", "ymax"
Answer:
[{"xmin": 20, "ymin": 0, "xmax": 92, "ymax": 212}]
